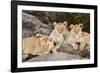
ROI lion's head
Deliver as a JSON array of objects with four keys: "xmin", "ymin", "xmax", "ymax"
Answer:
[
  {"xmin": 70, "ymin": 23, "xmax": 83, "ymax": 38},
  {"xmin": 53, "ymin": 21, "xmax": 68, "ymax": 34},
  {"xmin": 37, "ymin": 34, "xmax": 54, "ymax": 49}
]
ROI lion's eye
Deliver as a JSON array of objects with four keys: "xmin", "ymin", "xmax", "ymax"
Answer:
[{"xmin": 49, "ymin": 38, "xmax": 52, "ymax": 41}]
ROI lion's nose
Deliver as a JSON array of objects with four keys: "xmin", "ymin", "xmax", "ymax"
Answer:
[{"xmin": 76, "ymin": 42, "xmax": 80, "ymax": 45}]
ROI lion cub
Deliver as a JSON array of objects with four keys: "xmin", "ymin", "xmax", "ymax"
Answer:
[
  {"xmin": 66, "ymin": 23, "xmax": 90, "ymax": 50},
  {"xmin": 50, "ymin": 21, "xmax": 68, "ymax": 53},
  {"xmin": 22, "ymin": 34, "xmax": 55, "ymax": 59}
]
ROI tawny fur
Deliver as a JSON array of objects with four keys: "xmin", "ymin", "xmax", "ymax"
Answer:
[
  {"xmin": 64, "ymin": 24, "xmax": 90, "ymax": 50},
  {"xmin": 50, "ymin": 21, "xmax": 68, "ymax": 53},
  {"xmin": 22, "ymin": 35, "xmax": 55, "ymax": 58}
]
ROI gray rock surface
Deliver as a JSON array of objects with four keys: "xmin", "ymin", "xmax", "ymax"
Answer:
[
  {"xmin": 57, "ymin": 44, "xmax": 90, "ymax": 58},
  {"xmin": 26, "ymin": 52, "xmax": 83, "ymax": 62},
  {"xmin": 22, "ymin": 12, "xmax": 52, "ymax": 37}
]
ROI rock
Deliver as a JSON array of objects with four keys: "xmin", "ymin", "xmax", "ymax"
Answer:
[
  {"xmin": 22, "ymin": 12, "xmax": 52, "ymax": 37},
  {"xmin": 57, "ymin": 44, "xmax": 90, "ymax": 58},
  {"xmin": 23, "ymin": 10, "xmax": 49, "ymax": 23},
  {"xmin": 22, "ymin": 12, "xmax": 48, "ymax": 27},
  {"xmin": 57, "ymin": 44, "xmax": 74, "ymax": 54},
  {"xmin": 26, "ymin": 52, "xmax": 82, "ymax": 62}
]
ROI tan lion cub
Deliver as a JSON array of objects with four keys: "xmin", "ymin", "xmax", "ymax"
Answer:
[
  {"xmin": 50, "ymin": 21, "xmax": 68, "ymax": 53},
  {"xmin": 66, "ymin": 23, "xmax": 90, "ymax": 50},
  {"xmin": 22, "ymin": 34, "xmax": 55, "ymax": 59}
]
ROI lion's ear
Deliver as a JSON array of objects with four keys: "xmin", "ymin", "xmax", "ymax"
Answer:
[
  {"xmin": 63, "ymin": 21, "xmax": 68, "ymax": 26},
  {"xmin": 53, "ymin": 22, "xmax": 57, "ymax": 26},
  {"xmin": 79, "ymin": 23, "xmax": 83, "ymax": 28},
  {"xmin": 70, "ymin": 24, "xmax": 74, "ymax": 29}
]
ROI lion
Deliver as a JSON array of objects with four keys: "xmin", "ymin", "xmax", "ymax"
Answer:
[
  {"xmin": 22, "ymin": 34, "xmax": 55, "ymax": 59},
  {"xmin": 64, "ymin": 23, "xmax": 90, "ymax": 50},
  {"xmin": 50, "ymin": 21, "xmax": 68, "ymax": 53}
]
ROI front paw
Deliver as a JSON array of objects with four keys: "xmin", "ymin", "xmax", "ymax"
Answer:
[
  {"xmin": 74, "ymin": 45, "xmax": 78, "ymax": 50},
  {"xmin": 80, "ymin": 46, "xmax": 84, "ymax": 50},
  {"xmin": 52, "ymin": 49, "xmax": 57, "ymax": 54}
]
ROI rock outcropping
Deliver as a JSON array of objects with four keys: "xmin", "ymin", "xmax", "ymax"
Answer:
[
  {"xmin": 22, "ymin": 12, "xmax": 52, "ymax": 37},
  {"xmin": 26, "ymin": 52, "xmax": 82, "ymax": 62}
]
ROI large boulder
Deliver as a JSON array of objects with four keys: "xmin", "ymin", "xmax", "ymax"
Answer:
[
  {"xmin": 26, "ymin": 52, "xmax": 83, "ymax": 62},
  {"xmin": 57, "ymin": 44, "xmax": 90, "ymax": 58},
  {"xmin": 22, "ymin": 12, "xmax": 52, "ymax": 37}
]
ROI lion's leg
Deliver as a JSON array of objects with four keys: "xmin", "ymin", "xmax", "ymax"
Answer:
[
  {"xmin": 55, "ymin": 44, "xmax": 60, "ymax": 49},
  {"xmin": 38, "ymin": 53, "xmax": 45, "ymax": 56},
  {"xmin": 80, "ymin": 42, "xmax": 85, "ymax": 50},
  {"xmin": 51, "ymin": 48, "xmax": 57, "ymax": 54},
  {"xmin": 22, "ymin": 48, "xmax": 29, "ymax": 59},
  {"xmin": 84, "ymin": 44, "xmax": 90, "ymax": 51},
  {"xmin": 68, "ymin": 41, "xmax": 78, "ymax": 50},
  {"xmin": 56, "ymin": 40, "xmax": 63, "ymax": 49},
  {"xmin": 23, "ymin": 54, "xmax": 29, "ymax": 59},
  {"xmin": 43, "ymin": 49, "xmax": 50, "ymax": 55},
  {"xmin": 72, "ymin": 43, "xmax": 78, "ymax": 50},
  {"xmin": 86, "ymin": 44, "xmax": 90, "ymax": 51},
  {"xmin": 67, "ymin": 37, "xmax": 78, "ymax": 50}
]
